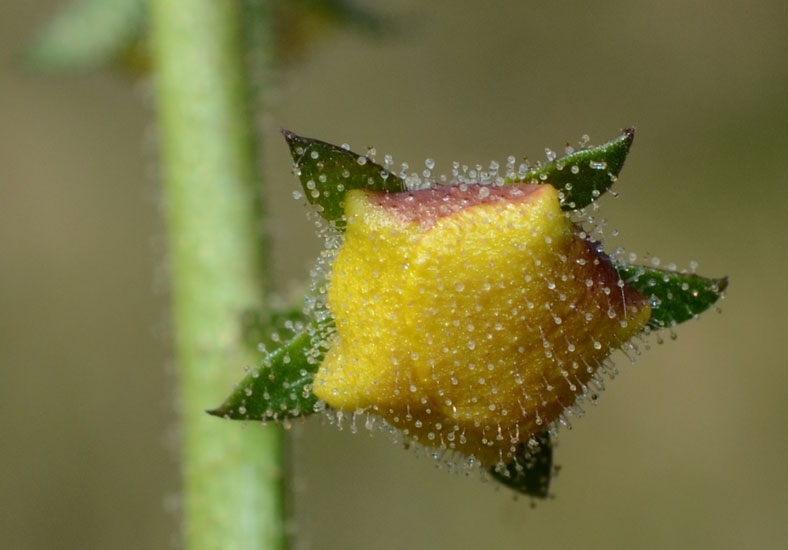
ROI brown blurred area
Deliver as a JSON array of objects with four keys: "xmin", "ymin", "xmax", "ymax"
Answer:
[{"xmin": 2, "ymin": 1, "xmax": 787, "ymax": 548}]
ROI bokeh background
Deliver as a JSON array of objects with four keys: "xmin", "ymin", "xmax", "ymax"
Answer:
[{"xmin": 3, "ymin": 0, "xmax": 787, "ymax": 548}]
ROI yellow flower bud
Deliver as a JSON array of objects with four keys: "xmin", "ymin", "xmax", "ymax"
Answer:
[{"xmin": 313, "ymin": 183, "xmax": 651, "ymax": 466}]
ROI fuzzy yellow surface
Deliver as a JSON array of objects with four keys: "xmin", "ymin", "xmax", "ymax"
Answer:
[{"xmin": 314, "ymin": 184, "xmax": 650, "ymax": 466}]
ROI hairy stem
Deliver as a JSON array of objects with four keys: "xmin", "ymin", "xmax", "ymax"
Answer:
[{"xmin": 151, "ymin": 1, "xmax": 285, "ymax": 548}]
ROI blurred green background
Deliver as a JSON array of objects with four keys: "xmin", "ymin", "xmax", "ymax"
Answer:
[{"xmin": 2, "ymin": 0, "xmax": 787, "ymax": 548}]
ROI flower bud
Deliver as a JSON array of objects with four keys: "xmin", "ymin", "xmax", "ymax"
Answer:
[{"xmin": 314, "ymin": 183, "xmax": 650, "ymax": 466}]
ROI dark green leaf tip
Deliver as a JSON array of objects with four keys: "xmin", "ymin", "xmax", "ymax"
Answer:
[
  {"xmin": 615, "ymin": 263, "xmax": 728, "ymax": 329},
  {"xmin": 209, "ymin": 319, "xmax": 334, "ymax": 422},
  {"xmin": 489, "ymin": 431, "xmax": 553, "ymax": 499},
  {"xmin": 511, "ymin": 127, "xmax": 635, "ymax": 211},
  {"xmin": 283, "ymin": 129, "xmax": 406, "ymax": 229}
]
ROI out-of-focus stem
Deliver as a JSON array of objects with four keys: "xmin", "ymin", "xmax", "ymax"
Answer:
[{"xmin": 151, "ymin": 1, "xmax": 285, "ymax": 548}]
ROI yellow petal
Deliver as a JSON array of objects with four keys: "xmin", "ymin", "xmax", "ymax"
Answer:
[{"xmin": 314, "ymin": 183, "xmax": 650, "ymax": 466}]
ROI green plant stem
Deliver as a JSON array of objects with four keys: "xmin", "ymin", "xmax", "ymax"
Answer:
[{"xmin": 151, "ymin": 1, "xmax": 285, "ymax": 549}]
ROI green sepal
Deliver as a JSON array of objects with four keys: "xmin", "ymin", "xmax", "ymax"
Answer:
[
  {"xmin": 208, "ymin": 318, "xmax": 334, "ymax": 421},
  {"xmin": 489, "ymin": 431, "xmax": 553, "ymax": 499},
  {"xmin": 283, "ymin": 129, "xmax": 406, "ymax": 229},
  {"xmin": 615, "ymin": 263, "xmax": 728, "ymax": 329},
  {"xmin": 511, "ymin": 128, "xmax": 635, "ymax": 211},
  {"xmin": 284, "ymin": 128, "xmax": 634, "ymax": 228},
  {"xmin": 26, "ymin": 0, "xmax": 146, "ymax": 72}
]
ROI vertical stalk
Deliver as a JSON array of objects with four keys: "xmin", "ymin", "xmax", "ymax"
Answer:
[{"xmin": 151, "ymin": 1, "xmax": 285, "ymax": 549}]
